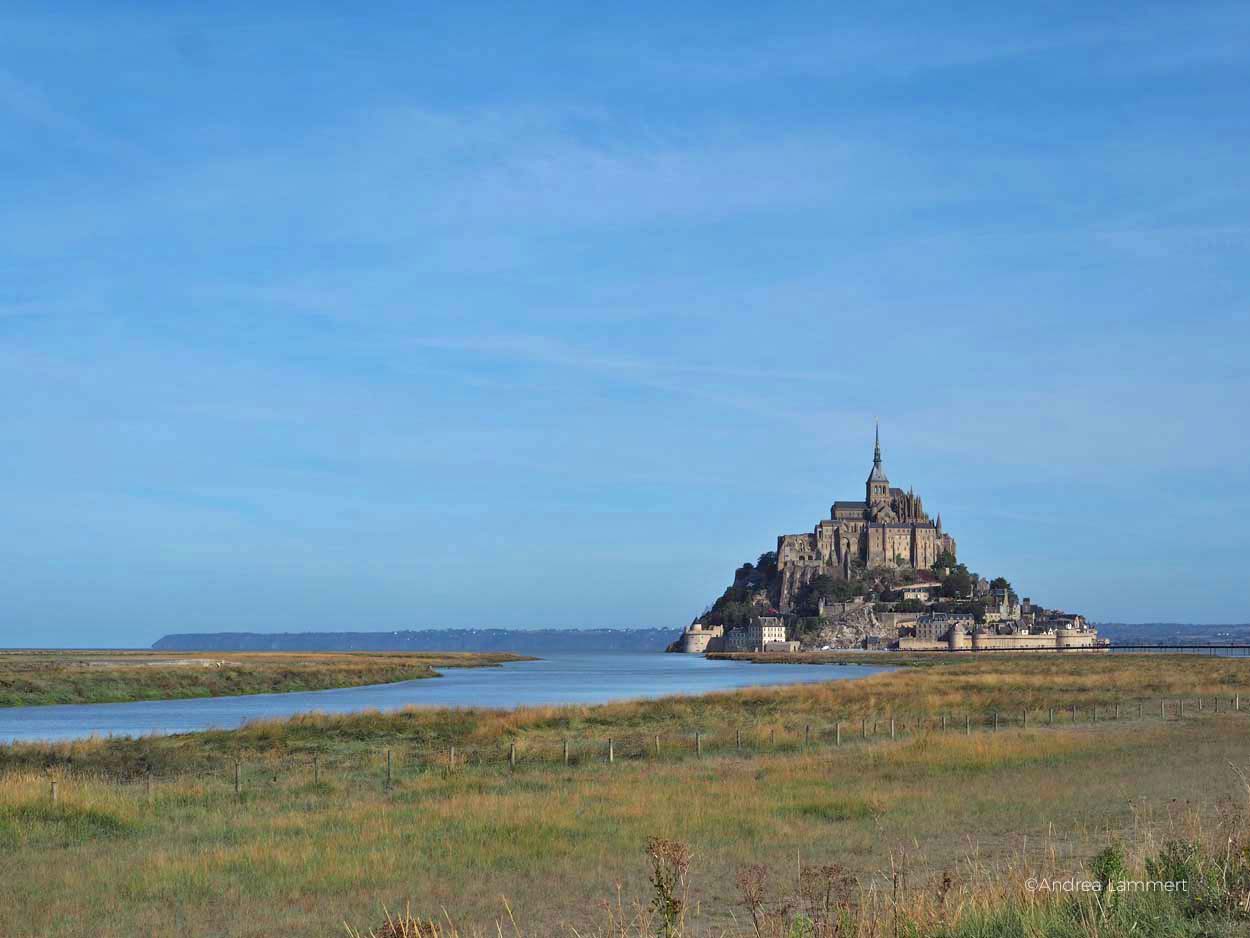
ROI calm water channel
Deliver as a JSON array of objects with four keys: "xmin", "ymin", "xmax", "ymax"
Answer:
[{"xmin": 0, "ymin": 653, "xmax": 891, "ymax": 743}]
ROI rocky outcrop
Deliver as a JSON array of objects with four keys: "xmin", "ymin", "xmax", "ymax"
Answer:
[{"xmin": 796, "ymin": 603, "xmax": 897, "ymax": 650}]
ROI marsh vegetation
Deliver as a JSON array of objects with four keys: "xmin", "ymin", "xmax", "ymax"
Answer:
[{"xmin": 3, "ymin": 653, "xmax": 1250, "ymax": 936}]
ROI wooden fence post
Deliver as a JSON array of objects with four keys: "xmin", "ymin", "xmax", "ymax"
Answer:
[
  {"xmin": 563, "ymin": 739, "xmax": 570, "ymax": 765},
  {"xmin": 965, "ymin": 714, "xmax": 970, "ymax": 735},
  {"xmin": 941, "ymin": 714, "xmax": 947, "ymax": 732},
  {"xmin": 1072, "ymin": 704, "xmax": 1077, "ymax": 722},
  {"xmin": 836, "ymin": 722, "xmax": 842, "ymax": 747},
  {"xmin": 1115, "ymin": 702, "xmax": 1120, "ymax": 720},
  {"xmin": 448, "ymin": 746, "xmax": 455, "ymax": 770},
  {"xmin": 1093, "ymin": 706, "xmax": 1098, "ymax": 723},
  {"xmin": 313, "ymin": 754, "xmax": 320, "ymax": 785},
  {"xmin": 1236, "ymin": 694, "xmax": 1240, "ymax": 712},
  {"xmin": 509, "ymin": 741, "xmax": 517, "ymax": 769},
  {"xmin": 609, "ymin": 738, "xmax": 614, "ymax": 764},
  {"xmin": 385, "ymin": 750, "xmax": 392, "ymax": 789},
  {"xmin": 50, "ymin": 778, "xmax": 58, "ymax": 803},
  {"xmin": 655, "ymin": 735, "xmax": 661, "ymax": 757},
  {"xmin": 696, "ymin": 733, "xmax": 702, "ymax": 758},
  {"xmin": 736, "ymin": 728, "xmax": 742, "ymax": 751},
  {"xmin": 862, "ymin": 718, "xmax": 868, "ymax": 739},
  {"xmin": 1137, "ymin": 702, "xmax": 1142, "ymax": 720},
  {"xmin": 993, "ymin": 711, "xmax": 999, "ymax": 732},
  {"xmin": 890, "ymin": 718, "xmax": 896, "ymax": 740},
  {"xmin": 1048, "ymin": 707, "xmax": 1054, "ymax": 725},
  {"xmin": 234, "ymin": 760, "xmax": 241, "ymax": 797},
  {"xmin": 1161, "ymin": 699, "xmax": 1166, "ymax": 719}
]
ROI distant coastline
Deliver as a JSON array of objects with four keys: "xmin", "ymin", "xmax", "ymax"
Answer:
[
  {"xmin": 153, "ymin": 628, "xmax": 677, "ymax": 654},
  {"xmin": 1093, "ymin": 622, "xmax": 1250, "ymax": 644}
]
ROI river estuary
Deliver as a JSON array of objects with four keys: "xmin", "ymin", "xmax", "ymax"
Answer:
[{"xmin": 0, "ymin": 652, "xmax": 891, "ymax": 743}]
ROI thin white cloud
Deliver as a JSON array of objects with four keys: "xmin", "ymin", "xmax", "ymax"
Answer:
[{"xmin": 0, "ymin": 67, "xmax": 146, "ymax": 165}]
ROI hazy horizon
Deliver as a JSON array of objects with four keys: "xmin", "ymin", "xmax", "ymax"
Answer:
[{"xmin": 3, "ymin": 2, "xmax": 1248, "ymax": 647}]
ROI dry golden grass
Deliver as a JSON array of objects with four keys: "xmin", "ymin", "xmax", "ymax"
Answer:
[
  {"xmin": 4, "ymin": 710, "xmax": 1250, "ymax": 935},
  {"xmin": 5, "ymin": 654, "xmax": 1250, "ymax": 937}
]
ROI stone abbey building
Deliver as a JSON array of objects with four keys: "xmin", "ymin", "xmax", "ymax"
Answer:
[{"xmin": 776, "ymin": 428, "xmax": 957, "ymax": 612}]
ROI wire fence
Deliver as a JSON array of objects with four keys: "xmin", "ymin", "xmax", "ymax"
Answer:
[{"xmin": 23, "ymin": 692, "xmax": 1247, "ymax": 802}]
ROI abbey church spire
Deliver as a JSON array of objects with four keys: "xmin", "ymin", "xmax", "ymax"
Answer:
[{"xmin": 866, "ymin": 422, "xmax": 890, "ymax": 504}]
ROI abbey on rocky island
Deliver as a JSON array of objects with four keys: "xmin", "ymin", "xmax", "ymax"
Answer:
[
  {"xmin": 672, "ymin": 425, "xmax": 1099, "ymax": 654},
  {"xmin": 776, "ymin": 426, "xmax": 957, "ymax": 613}
]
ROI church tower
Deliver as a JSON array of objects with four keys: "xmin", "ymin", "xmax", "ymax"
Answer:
[{"xmin": 866, "ymin": 423, "xmax": 890, "ymax": 505}]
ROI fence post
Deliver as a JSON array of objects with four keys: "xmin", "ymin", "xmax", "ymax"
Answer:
[
  {"xmin": 836, "ymin": 722, "xmax": 842, "ymax": 747},
  {"xmin": 145, "ymin": 771, "xmax": 153, "ymax": 804},
  {"xmin": 862, "ymin": 718, "xmax": 868, "ymax": 739},
  {"xmin": 509, "ymin": 742, "xmax": 517, "ymax": 769},
  {"xmin": 965, "ymin": 714, "xmax": 970, "ymax": 736},
  {"xmin": 1115, "ymin": 702, "xmax": 1120, "ymax": 720},
  {"xmin": 234, "ymin": 760, "xmax": 241, "ymax": 797},
  {"xmin": 50, "ymin": 778, "xmax": 58, "ymax": 803},
  {"xmin": 448, "ymin": 746, "xmax": 455, "ymax": 770},
  {"xmin": 1093, "ymin": 706, "xmax": 1098, "ymax": 723},
  {"xmin": 1022, "ymin": 709, "xmax": 1027, "ymax": 728},
  {"xmin": 736, "ymin": 728, "xmax": 742, "ymax": 751},
  {"xmin": 993, "ymin": 711, "xmax": 999, "ymax": 732},
  {"xmin": 1072, "ymin": 703, "xmax": 1077, "ymax": 722},
  {"xmin": 386, "ymin": 750, "xmax": 392, "ymax": 789},
  {"xmin": 655, "ymin": 735, "xmax": 661, "ymax": 758},
  {"xmin": 563, "ymin": 739, "xmax": 570, "ymax": 765},
  {"xmin": 890, "ymin": 718, "xmax": 896, "ymax": 740},
  {"xmin": 1180, "ymin": 699, "xmax": 1185, "ymax": 718},
  {"xmin": 1199, "ymin": 698, "xmax": 1204, "ymax": 712},
  {"xmin": 314, "ymin": 754, "xmax": 320, "ymax": 785},
  {"xmin": 941, "ymin": 714, "xmax": 947, "ymax": 732},
  {"xmin": 609, "ymin": 738, "xmax": 614, "ymax": 764},
  {"xmin": 1161, "ymin": 699, "xmax": 1166, "ymax": 719},
  {"xmin": 696, "ymin": 733, "xmax": 702, "ymax": 758},
  {"xmin": 1236, "ymin": 694, "xmax": 1240, "ymax": 712},
  {"xmin": 1137, "ymin": 702, "xmax": 1142, "ymax": 720},
  {"xmin": 1048, "ymin": 707, "xmax": 1054, "ymax": 725}
]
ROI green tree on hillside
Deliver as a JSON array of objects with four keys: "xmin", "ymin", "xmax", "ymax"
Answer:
[
  {"xmin": 940, "ymin": 563, "xmax": 974, "ymax": 599},
  {"xmin": 794, "ymin": 574, "xmax": 863, "ymax": 616}
]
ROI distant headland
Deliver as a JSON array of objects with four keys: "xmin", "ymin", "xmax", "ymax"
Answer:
[
  {"xmin": 153, "ymin": 628, "xmax": 674, "ymax": 654},
  {"xmin": 674, "ymin": 427, "xmax": 1100, "ymax": 654}
]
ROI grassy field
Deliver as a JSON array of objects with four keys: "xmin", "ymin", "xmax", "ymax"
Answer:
[
  {"xmin": 3, "ymin": 653, "xmax": 1250, "ymax": 937},
  {"xmin": 0, "ymin": 650, "xmax": 531, "ymax": 707}
]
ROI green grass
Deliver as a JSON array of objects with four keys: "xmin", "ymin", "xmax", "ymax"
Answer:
[
  {"xmin": 0, "ymin": 800, "xmax": 136, "ymax": 848},
  {"xmin": 0, "ymin": 649, "xmax": 531, "ymax": 707}
]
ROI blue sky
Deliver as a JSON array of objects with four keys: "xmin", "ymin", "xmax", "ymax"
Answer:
[{"xmin": 2, "ymin": 2, "xmax": 1248, "ymax": 647}]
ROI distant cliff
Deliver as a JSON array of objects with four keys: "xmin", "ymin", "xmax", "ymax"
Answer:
[{"xmin": 152, "ymin": 628, "xmax": 677, "ymax": 654}]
